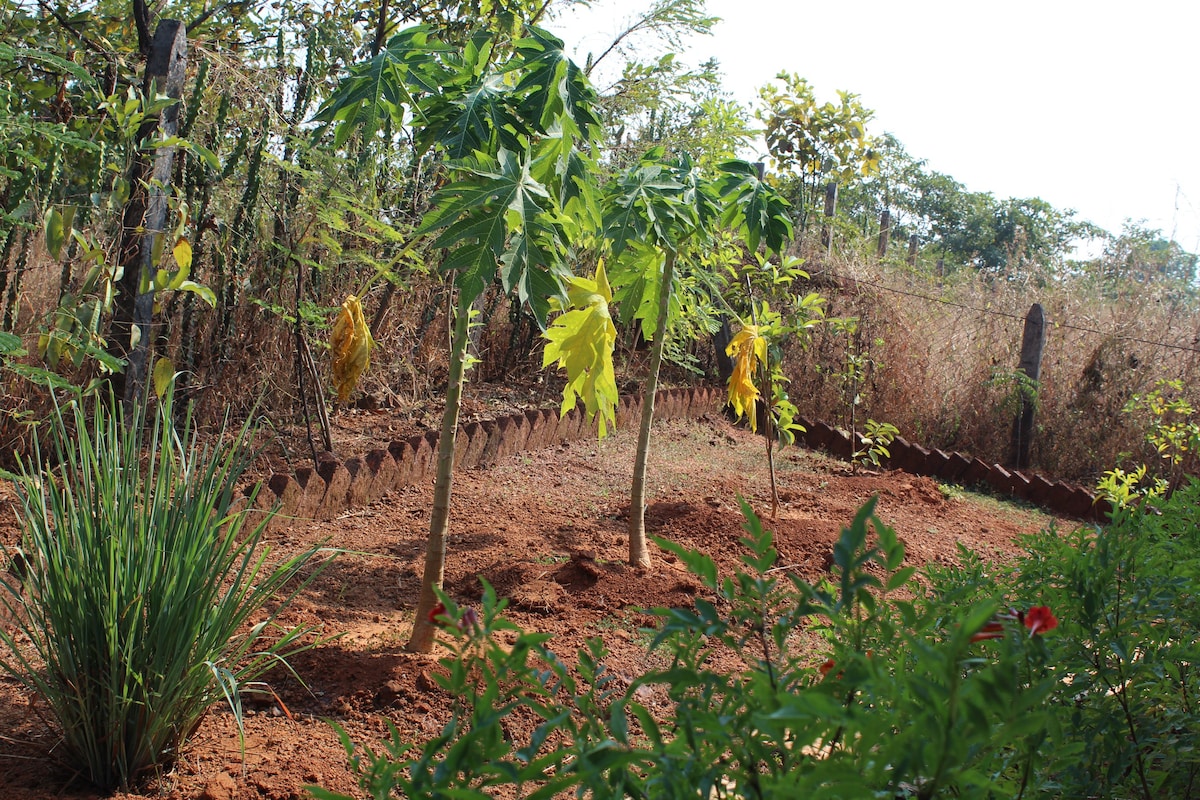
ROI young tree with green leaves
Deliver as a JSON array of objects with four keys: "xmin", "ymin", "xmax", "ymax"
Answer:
[
  {"xmin": 602, "ymin": 152, "xmax": 715, "ymax": 568},
  {"xmin": 316, "ymin": 22, "xmax": 616, "ymax": 652},
  {"xmin": 605, "ymin": 154, "xmax": 792, "ymax": 568},
  {"xmin": 724, "ymin": 251, "xmax": 825, "ymax": 518}
]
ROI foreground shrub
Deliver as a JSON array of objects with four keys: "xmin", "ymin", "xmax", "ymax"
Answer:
[
  {"xmin": 1008, "ymin": 484, "xmax": 1200, "ymax": 798},
  {"xmin": 0, "ymin": 390, "xmax": 329, "ymax": 790},
  {"xmin": 310, "ymin": 586, "xmax": 642, "ymax": 800},
  {"xmin": 639, "ymin": 498, "xmax": 1059, "ymax": 798},
  {"xmin": 312, "ymin": 497, "xmax": 1069, "ymax": 799},
  {"xmin": 315, "ymin": 486, "xmax": 1200, "ymax": 797}
]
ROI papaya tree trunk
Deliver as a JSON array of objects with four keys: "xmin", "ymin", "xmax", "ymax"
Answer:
[
  {"xmin": 628, "ymin": 249, "xmax": 677, "ymax": 569},
  {"xmin": 407, "ymin": 289, "xmax": 473, "ymax": 653},
  {"xmin": 763, "ymin": 379, "xmax": 779, "ymax": 520}
]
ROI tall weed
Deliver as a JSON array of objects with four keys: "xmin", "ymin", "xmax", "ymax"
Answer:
[{"xmin": 786, "ymin": 254, "xmax": 1199, "ymax": 484}]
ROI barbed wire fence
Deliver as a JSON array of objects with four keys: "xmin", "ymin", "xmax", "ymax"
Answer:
[{"xmin": 784, "ymin": 250, "xmax": 1200, "ymax": 484}]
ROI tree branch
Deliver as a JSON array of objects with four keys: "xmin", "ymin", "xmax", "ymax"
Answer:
[
  {"xmin": 133, "ymin": 0, "xmax": 153, "ymax": 55},
  {"xmin": 34, "ymin": 0, "xmax": 108, "ymax": 56}
]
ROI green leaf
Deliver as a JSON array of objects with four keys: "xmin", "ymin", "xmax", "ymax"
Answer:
[
  {"xmin": 422, "ymin": 150, "xmax": 567, "ymax": 321},
  {"xmin": 436, "ymin": 74, "xmax": 525, "ymax": 160},
  {"xmin": 44, "ymin": 206, "xmax": 68, "ymax": 260},
  {"xmin": 5, "ymin": 361, "xmax": 76, "ymax": 389},
  {"xmin": 885, "ymin": 566, "xmax": 918, "ymax": 592},
  {"xmin": 0, "ymin": 43, "xmax": 97, "ymax": 89},
  {"xmin": 601, "ymin": 162, "xmax": 685, "ymax": 258},
  {"xmin": 512, "ymin": 26, "xmax": 600, "ymax": 141},
  {"xmin": 312, "ymin": 26, "xmax": 446, "ymax": 147},
  {"xmin": 177, "ymin": 280, "xmax": 216, "ymax": 307},
  {"xmin": 186, "ymin": 141, "xmax": 221, "ymax": 172},
  {"xmin": 609, "ymin": 242, "xmax": 666, "ymax": 341},
  {"xmin": 717, "ymin": 159, "xmax": 793, "ymax": 255},
  {"xmin": 653, "ymin": 535, "xmax": 719, "ymax": 589},
  {"xmin": 531, "ymin": 133, "xmax": 598, "ymax": 231},
  {"xmin": 0, "ymin": 331, "xmax": 26, "ymax": 357}
]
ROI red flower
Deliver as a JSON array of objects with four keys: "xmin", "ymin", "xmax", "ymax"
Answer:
[
  {"xmin": 970, "ymin": 621, "xmax": 1005, "ymax": 642},
  {"xmin": 427, "ymin": 601, "xmax": 447, "ymax": 627},
  {"xmin": 817, "ymin": 651, "xmax": 870, "ymax": 679},
  {"xmin": 1023, "ymin": 606, "xmax": 1058, "ymax": 636}
]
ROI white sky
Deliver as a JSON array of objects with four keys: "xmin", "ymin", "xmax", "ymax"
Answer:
[{"xmin": 549, "ymin": 0, "xmax": 1200, "ymax": 253}]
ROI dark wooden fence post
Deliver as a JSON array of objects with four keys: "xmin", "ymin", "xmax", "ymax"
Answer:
[
  {"xmin": 820, "ymin": 181, "xmax": 837, "ymax": 251},
  {"xmin": 1010, "ymin": 302, "xmax": 1046, "ymax": 469},
  {"xmin": 907, "ymin": 235, "xmax": 918, "ymax": 265},
  {"xmin": 876, "ymin": 209, "xmax": 890, "ymax": 259},
  {"xmin": 109, "ymin": 19, "xmax": 187, "ymax": 411}
]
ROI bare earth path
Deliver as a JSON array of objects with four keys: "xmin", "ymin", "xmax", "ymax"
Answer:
[{"xmin": 0, "ymin": 414, "xmax": 1072, "ymax": 799}]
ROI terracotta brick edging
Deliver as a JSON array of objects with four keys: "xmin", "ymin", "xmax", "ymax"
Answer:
[
  {"xmin": 242, "ymin": 389, "xmax": 1110, "ymax": 529},
  {"xmin": 794, "ymin": 417, "xmax": 1112, "ymax": 522},
  {"xmin": 244, "ymin": 387, "xmax": 724, "ymax": 529}
]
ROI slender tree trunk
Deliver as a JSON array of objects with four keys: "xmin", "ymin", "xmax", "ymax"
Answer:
[
  {"xmin": 407, "ymin": 289, "xmax": 472, "ymax": 653},
  {"xmin": 371, "ymin": 0, "xmax": 389, "ymax": 56},
  {"xmin": 2, "ymin": 228, "xmax": 30, "ymax": 331},
  {"xmin": 628, "ymin": 249, "xmax": 676, "ymax": 569},
  {"xmin": 109, "ymin": 20, "xmax": 187, "ymax": 411}
]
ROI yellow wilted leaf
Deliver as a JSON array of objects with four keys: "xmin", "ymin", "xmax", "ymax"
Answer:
[
  {"xmin": 152, "ymin": 356, "xmax": 175, "ymax": 399},
  {"xmin": 726, "ymin": 324, "xmax": 766, "ymax": 431},
  {"xmin": 331, "ymin": 295, "xmax": 373, "ymax": 403},
  {"xmin": 172, "ymin": 237, "xmax": 192, "ymax": 272},
  {"xmin": 543, "ymin": 263, "xmax": 619, "ymax": 437}
]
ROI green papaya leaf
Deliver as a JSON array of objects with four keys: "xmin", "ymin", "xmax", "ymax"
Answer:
[
  {"xmin": 421, "ymin": 149, "xmax": 567, "ymax": 323},
  {"xmin": 312, "ymin": 26, "xmax": 447, "ymax": 147},
  {"xmin": 512, "ymin": 26, "xmax": 600, "ymax": 141},
  {"xmin": 716, "ymin": 159, "xmax": 793, "ymax": 255}
]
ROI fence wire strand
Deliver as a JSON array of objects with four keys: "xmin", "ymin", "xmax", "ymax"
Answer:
[{"xmin": 788, "ymin": 258, "xmax": 1200, "ymax": 483}]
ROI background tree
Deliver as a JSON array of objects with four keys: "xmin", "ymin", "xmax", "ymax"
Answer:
[
  {"xmin": 757, "ymin": 72, "xmax": 878, "ymax": 238},
  {"xmin": 570, "ymin": 0, "xmax": 716, "ymax": 77},
  {"xmin": 597, "ymin": 54, "xmax": 753, "ymax": 172},
  {"xmin": 834, "ymin": 132, "xmax": 1096, "ymax": 277},
  {"xmin": 1091, "ymin": 221, "xmax": 1199, "ymax": 286},
  {"xmin": 602, "ymin": 152, "xmax": 716, "ymax": 569}
]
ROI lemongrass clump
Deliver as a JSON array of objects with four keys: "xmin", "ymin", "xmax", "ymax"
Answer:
[{"xmin": 0, "ymin": 388, "xmax": 330, "ymax": 790}]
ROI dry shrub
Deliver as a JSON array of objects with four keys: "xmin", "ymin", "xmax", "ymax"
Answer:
[
  {"xmin": 782, "ymin": 247, "xmax": 1200, "ymax": 484},
  {"xmin": 4, "ymin": 200, "xmax": 1196, "ymax": 489}
]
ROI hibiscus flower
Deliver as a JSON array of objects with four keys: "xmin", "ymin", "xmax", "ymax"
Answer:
[
  {"xmin": 970, "ymin": 606, "xmax": 1059, "ymax": 642},
  {"xmin": 1023, "ymin": 606, "xmax": 1058, "ymax": 636},
  {"xmin": 969, "ymin": 621, "xmax": 1006, "ymax": 642}
]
